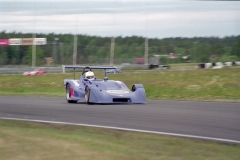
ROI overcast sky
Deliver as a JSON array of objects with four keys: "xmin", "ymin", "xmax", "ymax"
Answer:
[{"xmin": 0, "ymin": 0, "xmax": 239, "ymax": 39}]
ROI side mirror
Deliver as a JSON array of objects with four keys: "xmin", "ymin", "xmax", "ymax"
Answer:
[{"xmin": 104, "ymin": 77, "xmax": 108, "ymax": 81}]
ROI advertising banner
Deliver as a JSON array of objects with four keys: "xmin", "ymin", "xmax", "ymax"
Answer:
[
  {"xmin": 22, "ymin": 38, "xmax": 33, "ymax": 45},
  {"xmin": 0, "ymin": 39, "xmax": 9, "ymax": 46},
  {"xmin": 9, "ymin": 38, "xmax": 22, "ymax": 45},
  {"xmin": 34, "ymin": 38, "xmax": 47, "ymax": 45}
]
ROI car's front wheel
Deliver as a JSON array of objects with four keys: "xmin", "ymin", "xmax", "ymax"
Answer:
[
  {"xmin": 132, "ymin": 85, "xmax": 136, "ymax": 92},
  {"xmin": 66, "ymin": 84, "xmax": 78, "ymax": 103}
]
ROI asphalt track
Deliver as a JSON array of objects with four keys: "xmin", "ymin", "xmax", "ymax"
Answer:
[{"xmin": 0, "ymin": 96, "xmax": 240, "ymax": 143}]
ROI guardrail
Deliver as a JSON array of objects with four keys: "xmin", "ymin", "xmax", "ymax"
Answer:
[
  {"xmin": 0, "ymin": 64, "xmax": 152, "ymax": 74},
  {"xmin": 198, "ymin": 62, "xmax": 240, "ymax": 69}
]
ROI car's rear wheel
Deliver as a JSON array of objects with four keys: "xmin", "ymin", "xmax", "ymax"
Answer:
[
  {"xmin": 66, "ymin": 84, "xmax": 78, "ymax": 103},
  {"xmin": 85, "ymin": 87, "xmax": 91, "ymax": 104}
]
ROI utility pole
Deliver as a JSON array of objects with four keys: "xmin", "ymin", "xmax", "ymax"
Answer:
[
  {"xmin": 144, "ymin": 3, "xmax": 149, "ymax": 65},
  {"xmin": 73, "ymin": 3, "xmax": 78, "ymax": 65},
  {"xmin": 194, "ymin": 42, "xmax": 198, "ymax": 63},
  {"xmin": 32, "ymin": 10, "xmax": 36, "ymax": 67},
  {"xmin": 60, "ymin": 42, "xmax": 64, "ymax": 64},
  {"xmin": 32, "ymin": 33, "xmax": 36, "ymax": 67},
  {"xmin": 110, "ymin": 36, "xmax": 115, "ymax": 66},
  {"xmin": 53, "ymin": 38, "xmax": 59, "ymax": 65},
  {"xmin": 144, "ymin": 37, "xmax": 148, "ymax": 65},
  {"xmin": 110, "ymin": 7, "xmax": 116, "ymax": 66},
  {"xmin": 73, "ymin": 35, "xmax": 77, "ymax": 65}
]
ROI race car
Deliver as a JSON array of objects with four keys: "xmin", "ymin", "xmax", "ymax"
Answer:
[
  {"xmin": 23, "ymin": 69, "xmax": 47, "ymax": 76},
  {"xmin": 64, "ymin": 66, "xmax": 146, "ymax": 104}
]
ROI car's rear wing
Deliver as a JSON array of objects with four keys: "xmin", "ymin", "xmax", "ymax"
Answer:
[
  {"xmin": 64, "ymin": 65, "xmax": 117, "ymax": 70},
  {"xmin": 63, "ymin": 65, "xmax": 117, "ymax": 80}
]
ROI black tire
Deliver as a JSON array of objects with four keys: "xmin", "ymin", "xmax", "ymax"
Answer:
[
  {"xmin": 132, "ymin": 85, "xmax": 136, "ymax": 92},
  {"xmin": 66, "ymin": 84, "xmax": 78, "ymax": 103},
  {"xmin": 85, "ymin": 87, "xmax": 91, "ymax": 104}
]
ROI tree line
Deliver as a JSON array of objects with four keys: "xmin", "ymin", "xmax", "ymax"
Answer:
[{"xmin": 0, "ymin": 31, "xmax": 239, "ymax": 66}]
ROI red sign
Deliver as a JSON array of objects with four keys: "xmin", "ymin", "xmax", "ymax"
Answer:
[{"xmin": 0, "ymin": 39, "xmax": 9, "ymax": 46}]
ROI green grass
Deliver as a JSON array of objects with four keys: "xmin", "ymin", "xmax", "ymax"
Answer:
[
  {"xmin": 0, "ymin": 120, "xmax": 239, "ymax": 160},
  {"xmin": 1, "ymin": 68, "xmax": 239, "ymax": 101}
]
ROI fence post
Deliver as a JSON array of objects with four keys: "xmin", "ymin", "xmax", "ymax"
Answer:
[{"xmin": 62, "ymin": 65, "xmax": 65, "ymax": 73}]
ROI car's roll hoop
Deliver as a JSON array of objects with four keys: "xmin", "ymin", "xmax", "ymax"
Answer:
[{"xmin": 64, "ymin": 65, "xmax": 117, "ymax": 80}]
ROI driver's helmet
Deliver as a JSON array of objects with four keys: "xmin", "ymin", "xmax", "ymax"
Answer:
[{"xmin": 85, "ymin": 71, "xmax": 95, "ymax": 80}]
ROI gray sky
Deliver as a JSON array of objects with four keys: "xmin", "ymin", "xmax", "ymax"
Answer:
[{"xmin": 0, "ymin": 0, "xmax": 239, "ymax": 38}]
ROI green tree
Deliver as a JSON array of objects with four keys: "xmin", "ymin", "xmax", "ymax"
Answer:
[
  {"xmin": 26, "ymin": 46, "xmax": 44, "ymax": 66},
  {"xmin": 231, "ymin": 38, "xmax": 240, "ymax": 57},
  {"xmin": 0, "ymin": 51, "xmax": 7, "ymax": 65}
]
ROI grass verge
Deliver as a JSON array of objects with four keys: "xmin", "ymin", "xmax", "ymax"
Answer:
[
  {"xmin": 0, "ymin": 68, "xmax": 239, "ymax": 101},
  {"xmin": 0, "ymin": 120, "xmax": 240, "ymax": 160}
]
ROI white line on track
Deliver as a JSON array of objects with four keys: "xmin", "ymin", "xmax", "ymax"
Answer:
[{"xmin": 1, "ymin": 117, "xmax": 240, "ymax": 144}]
